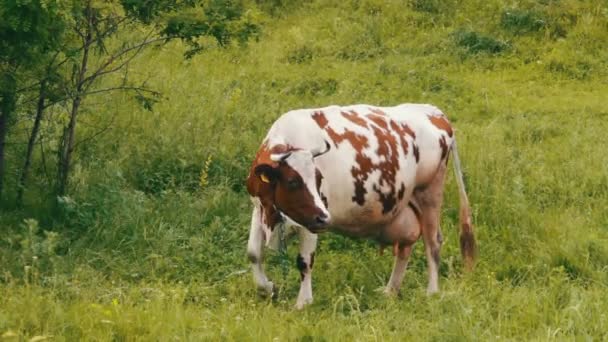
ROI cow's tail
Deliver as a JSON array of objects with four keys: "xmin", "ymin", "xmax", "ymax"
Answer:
[{"xmin": 451, "ymin": 138, "xmax": 476, "ymax": 271}]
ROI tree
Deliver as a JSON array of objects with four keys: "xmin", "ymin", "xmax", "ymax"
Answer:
[
  {"xmin": 54, "ymin": 0, "xmax": 262, "ymax": 196},
  {"xmin": 1, "ymin": 0, "xmax": 262, "ymax": 204},
  {"xmin": 0, "ymin": 0, "xmax": 70, "ymax": 200}
]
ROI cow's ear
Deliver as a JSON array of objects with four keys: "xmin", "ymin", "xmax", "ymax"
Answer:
[{"xmin": 254, "ymin": 164, "xmax": 279, "ymax": 184}]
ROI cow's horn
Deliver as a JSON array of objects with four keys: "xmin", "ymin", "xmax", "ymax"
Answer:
[
  {"xmin": 270, "ymin": 152, "xmax": 292, "ymax": 162},
  {"xmin": 312, "ymin": 140, "xmax": 331, "ymax": 158}
]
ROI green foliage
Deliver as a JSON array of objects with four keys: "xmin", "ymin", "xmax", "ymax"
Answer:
[
  {"xmin": 163, "ymin": 0, "xmax": 263, "ymax": 57},
  {"xmin": 0, "ymin": 0, "xmax": 69, "ymax": 64},
  {"xmin": 452, "ymin": 29, "xmax": 508, "ymax": 54},
  {"xmin": 501, "ymin": 8, "xmax": 546, "ymax": 35},
  {"xmin": 1, "ymin": 0, "xmax": 608, "ymax": 339}
]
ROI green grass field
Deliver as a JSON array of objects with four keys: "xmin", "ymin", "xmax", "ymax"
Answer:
[{"xmin": 2, "ymin": 0, "xmax": 608, "ymax": 340}]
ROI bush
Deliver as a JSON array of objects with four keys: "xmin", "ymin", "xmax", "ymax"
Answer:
[
  {"xmin": 501, "ymin": 9, "xmax": 546, "ymax": 35},
  {"xmin": 452, "ymin": 29, "xmax": 508, "ymax": 54}
]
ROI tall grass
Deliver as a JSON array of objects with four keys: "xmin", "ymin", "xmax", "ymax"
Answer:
[{"xmin": 2, "ymin": 0, "xmax": 608, "ymax": 339}]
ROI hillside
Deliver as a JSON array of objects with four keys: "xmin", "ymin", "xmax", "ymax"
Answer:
[{"xmin": 2, "ymin": 0, "xmax": 608, "ymax": 340}]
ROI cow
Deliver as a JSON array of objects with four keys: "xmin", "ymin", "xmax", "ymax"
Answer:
[{"xmin": 246, "ymin": 103, "xmax": 475, "ymax": 309}]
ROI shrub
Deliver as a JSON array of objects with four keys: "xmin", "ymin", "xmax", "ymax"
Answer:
[
  {"xmin": 286, "ymin": 45, "xmax": 314, "ymax": 64},
  {"xmin": 501, "ymin": 9, "xmax": 546, "ymax": 35},
  {"xmin": 452, "ymin": 29, "xmax": 508, "ymax": 54}
]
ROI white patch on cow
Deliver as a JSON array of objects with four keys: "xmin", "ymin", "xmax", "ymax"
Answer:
[
  {"xmin": 284, "ymin": 150, "xmax": 330, "ymax": 221},
  {"xmin": 295, "ymin": 228, "xmax": 317, "ymax": 309},
  {"xmin": 246, "ymin": 202, "xmax": 274, "ymax": 296}
]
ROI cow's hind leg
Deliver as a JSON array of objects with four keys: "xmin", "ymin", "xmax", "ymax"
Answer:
[
  {"xmin": 384, "ymin": 244, "xmax": 414, "ymax": 295},
  {"xmin": 416, "ymin": 162, "xmax": 448, "ymax": 294},
  {"xmin": 295, "ymin": 227, "xmax": 317, "ymax": 309},
  {"xmin": 247, "ymin": 206, "xmax": 275, "ymax": 298},
  {"xmin": 383, "ymin": 204, "xmax": 421, "ymax": 295}
]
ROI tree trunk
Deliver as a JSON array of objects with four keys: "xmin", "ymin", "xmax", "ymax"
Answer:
[
  {"xmin": 0, "ymin": 72, "xmax": 17, "ymax": 200},
  {"xmin": 17, "ymin": 80, "xmax": 46, "ymax": 206},
  {"xmin": 57, "ymin": 1, "xmax": 92, "ymax": 196},
  {"xmin": 57, "ymin": 96, "xmax": 81, "ymax": 196}
]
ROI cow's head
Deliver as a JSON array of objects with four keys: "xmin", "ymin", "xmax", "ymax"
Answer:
[{"xmin": 249, "ymin": 142, "xmax": 331, "ymax": 231}]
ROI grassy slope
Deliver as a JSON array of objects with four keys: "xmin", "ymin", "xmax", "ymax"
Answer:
[{"xmin": 2, "ymin": 0, "xmax": 608, "ymax": 340}]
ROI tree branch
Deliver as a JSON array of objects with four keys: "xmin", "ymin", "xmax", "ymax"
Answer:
[
  {"xmin": 73, "ymin": 111, "xmax": 118, "ymax": 149},
  {"xmin": 81, "ymin": 34, "xmax": 166, "ymax": 86},
  {"xmin": 85, "ymin": 86, "xmax": 160, "ymax": 96}
]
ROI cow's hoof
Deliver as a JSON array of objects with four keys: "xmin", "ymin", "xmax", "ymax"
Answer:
[
  {"xmin": 383, "ymin": 287, "xmax": 399, "ymax": 297},
  {"xmin": 426, "ymin": 287, "xmax": 439, "ymax": 296},
  {"xmin": 257, "ymin": 281, "xmax": 276, "ymax": 299},
  {"xmin": 294, "ymin": 297, "xmax": 313, "ymax": 310}
]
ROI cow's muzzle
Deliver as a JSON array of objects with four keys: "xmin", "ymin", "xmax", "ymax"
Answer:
[{"xmin": 307, "ymin": 213, "xmax": 330, "ymax": 233}]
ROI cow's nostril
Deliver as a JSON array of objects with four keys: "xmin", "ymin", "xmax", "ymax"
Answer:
[{"xmin": 315, "ymin": 213, "xmax": 329, "ymax": 224}]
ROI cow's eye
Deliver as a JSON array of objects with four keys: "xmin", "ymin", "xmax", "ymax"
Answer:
[{"xmin": 287, "ymin": 178, "xmax": 302, "ymax": 190}]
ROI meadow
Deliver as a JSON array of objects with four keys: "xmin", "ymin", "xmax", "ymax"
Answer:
[{"xmin": 2, "ymin": 0, "xmax": 608, "ymax": 340}]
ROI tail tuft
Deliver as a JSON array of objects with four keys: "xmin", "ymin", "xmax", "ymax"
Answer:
[
  {"xmin": 452, "ymin": 138, "xmax": 476, "ymax": 272},
  {"xmin": 459, "ymin": 220, "xmax": 476, "ymax": 272}
]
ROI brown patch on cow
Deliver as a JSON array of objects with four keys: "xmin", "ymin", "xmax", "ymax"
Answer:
[
  {"xmin": 334, "ymin": 128, "xmax": 368, "ymax": 150},
  {"xmin": 439, "ymin": 135, "xmax": 448, "ymax": 160},
  {"xmin": 311, "ymin": 115, "xmax": 372, "ymax": 206},
  {"xmin": 389, "ymin": 121, "xmax": 416, "ymax": 156},
  {"xmin": 397, "ymin": 183, "xmax": 406, "ymax": 200},
  {"xmin": 311, "ymin": 108, "xmax": 415, "ymax": 213},
  {"xmin": 320, "ymin": 192, "xmax": 328, "ymax": 208},
  {"xmin": 368, "ymin": 122, "xmax": 402, "ymax": 213},
  {"xmin": 351, "ymin": 144, "xmax": 373, "ymax": 206},
  {"xmin": 296, "ymin": 254, "xmax": 307, "ymax": 281},
  {"xmin": 315, "ymin": 168, "xmax": 323, "ymax": 190},
  {"xmin": 369, "ymin": 108, "xmax": 387, "ymax": 116},
  {"xmin": 341, "ymin": 110, "xmax": 368, "ymax": 128},
  {"xmin": 311, "ymin": 111, "xmax": 328, "ymax": 129},
  {"xmin": 428, "ymin": 114, "xmax": 453, "ymax": 137},
  {"xmin": 273, "ymin": 162, "xmax": 324, "ymax": 226},
  {"xmin": 367, "ymin": 113, "xmax": 389, "ymax": 130},
  {"xmin": 413, "ymin": 144, "xmax": 420, "ymax": 163},
  {"xmin": 247, "ymin": 141, "xmax": 320, "ymax": 228},
  {"xmin": 401, "ymin": 124, "xmax": 416, "ymax": 139},
  {"xmin": 316, "ymin": 168, "xmax": 328, "ymax": 208},
  {"xmin": 407, "ymin": 200, "xmax": 422, "ymax": 222},
  {"xmin": 374, "ymin": 184, "xmax": 398, "ymax": 214},
  {"xmin": 246, "ymin": 142, "xmax": 289, "ymax": 229}
]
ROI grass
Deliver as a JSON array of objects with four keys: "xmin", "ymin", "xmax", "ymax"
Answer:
[{"xmin": 2, "ymin": 0, "xmax": 608, "ymax": 340}]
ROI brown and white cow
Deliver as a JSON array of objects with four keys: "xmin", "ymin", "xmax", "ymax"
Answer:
[{"xmin": 246, "ymin": 103, "xmax": 475, "ymax": 309}]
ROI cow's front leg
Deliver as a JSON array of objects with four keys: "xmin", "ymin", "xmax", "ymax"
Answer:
[
  {"xmin": 295, "ymin": 227, "xmax": 317, "ymax": 309},
  {"xmin": 247, "ymin": 206, "xmax": 275, "ymax": 298}
]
